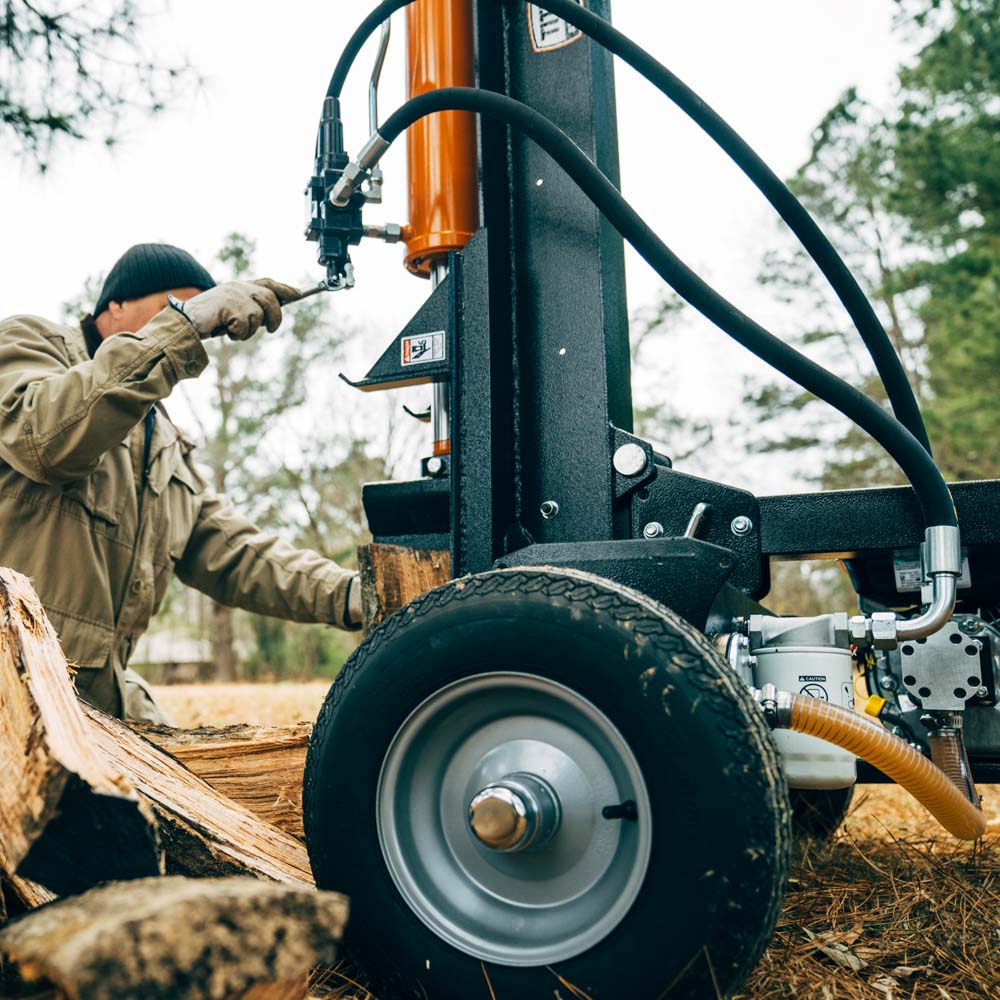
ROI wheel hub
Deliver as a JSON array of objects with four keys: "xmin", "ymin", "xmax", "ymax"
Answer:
[
  {"xmin": 468, "ymin": 773, "xmax": 561, "ymax": 852},
  {"xmin": 376, "ymin": 672, "xmax": 652, "ymax": 966}
]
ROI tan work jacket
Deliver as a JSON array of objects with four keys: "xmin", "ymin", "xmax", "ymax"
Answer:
[{"xmin": 0, "ymin": 308, "xmax": 355, "ymax": 717}]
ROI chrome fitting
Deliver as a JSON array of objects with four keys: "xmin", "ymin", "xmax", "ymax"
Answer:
[
  {"xmin": 924, "ymin": 525, "xmax": 962, "ymax": 577},
  {"xmin": 870, "ymin": 611, "xmax": 898, "ymax": 650},
  {"xmin": 362, "ymin": 221, "xmax": 403, "ymax": 243},
  {"xmin": 330, "ymin": 132, "xmax": 391, "ymax": 207},
  {"xmin": 330, "ymin": 160, "xmax": 367, "ymax": 207}
]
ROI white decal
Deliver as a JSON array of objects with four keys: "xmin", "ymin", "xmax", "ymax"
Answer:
[
  {"xmin": 527, "ymin": 2, "xmax": 585, "ymax": 52},
  {"xmin": 894, "ymin": 552, "xmax": 972, "ymax": 591},
  {"xmin": 401, "ymin": 331, "xmax": 446, "ymax": 367}
]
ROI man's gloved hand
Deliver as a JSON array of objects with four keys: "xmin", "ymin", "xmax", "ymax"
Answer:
[
  {"xmin": 171, "ymin": 278, "xmax": 301, "ymax": 341},
  {"xmin": 346, "ymin": 574, "xmax": 364, "ymax": 629}
]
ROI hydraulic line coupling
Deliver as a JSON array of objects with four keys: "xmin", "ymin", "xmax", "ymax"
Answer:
[{"xmin": 850, "ymin": 525, "xmax": 963, "ymax": 648}]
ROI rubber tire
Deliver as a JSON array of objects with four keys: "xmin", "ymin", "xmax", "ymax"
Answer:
[
  {"xmin": 789, "ymin": 786, "xmax": 855, "ymax": 839},
  {"xmin": 304, "ymin": 568, "xmax": 791, "ymax": 1000}
]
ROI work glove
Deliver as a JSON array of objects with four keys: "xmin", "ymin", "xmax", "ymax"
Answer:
[
  {"xmin": 170, "ymin": 278, "xmax": 301, "ymax": 341},
  {"xmin": 346, "ymin": 574, "xmax": 364, "ymax": 630}
]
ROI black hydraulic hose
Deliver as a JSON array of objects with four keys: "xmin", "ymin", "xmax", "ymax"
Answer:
[
  {"xmin": 327, "ymin": 0, "xmax": 410, "ymax": 99},
  {"xmin": 377, "ymin": 89, "xmax": 956, "ymax": 527},
  {"xmin": 325, "ymin": 0, "xmax": 932, "ymax": 455}
]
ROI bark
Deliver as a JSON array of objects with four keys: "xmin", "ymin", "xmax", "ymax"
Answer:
[
  {"xmin": 136, "ymin": 723, "xmax": 311, "ymax": 841},
  {"xmin": 357, "ymin": 544, "xmax": 450, "ymax": 632},
  {"xmin": 0, "ymin": 876, "xmax": 346, "ymax": 1000}
]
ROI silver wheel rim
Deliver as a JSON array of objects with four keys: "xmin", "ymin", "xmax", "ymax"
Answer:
[{"xmin": 376, "ymin": 671, "xmax": 652, "ymax": 966}]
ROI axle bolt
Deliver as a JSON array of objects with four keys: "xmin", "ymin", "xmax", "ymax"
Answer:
[
  {"xmin": 642, "ymin": 521, "xmax": 665, "ymax": 539},
  {"xmin": 426, "ymin": 456, "xmax": 444, "ymax": 476},
  {"xmin": 539, "ymin": 500, "xmax": 560, "ymax": 520},
  {"xmin": 612, "ymin": 443, "xmax": 648, "ymax": 478},
  {"xmin": 730, "ymin": 515, "xmax": 754, "ymax": 537}
]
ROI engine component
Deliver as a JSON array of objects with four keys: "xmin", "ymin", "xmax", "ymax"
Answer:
[
  {"xmin": 748, "ymin": 614, "xmax": 856, "ymax": 789},
  {"xmin": 896, "ymin": 625, "xmax": 986, "ymax": 711}
]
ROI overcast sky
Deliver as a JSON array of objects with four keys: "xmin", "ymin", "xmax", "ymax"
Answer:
[{"xmin": 0, "ymin": 1, "xmax": 908, "ymax": 490}]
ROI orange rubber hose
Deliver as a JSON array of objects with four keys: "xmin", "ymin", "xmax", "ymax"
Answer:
[{"xmin": 788, "ymin": 694, "xmax": 986, "ymax": 841}]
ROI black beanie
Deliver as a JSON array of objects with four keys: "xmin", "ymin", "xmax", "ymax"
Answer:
[{"xmin": 94, "ymin": 243, "xmax": 215, "ymax": 316}]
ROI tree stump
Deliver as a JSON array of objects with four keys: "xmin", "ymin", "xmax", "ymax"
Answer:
[{"xmin": 0, "ymin": 876, "xmax": 347, "ymax": 1000}]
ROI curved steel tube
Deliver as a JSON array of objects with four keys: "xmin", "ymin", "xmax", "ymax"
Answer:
[{"xmin": 896, "ymin": 574, "xmax": 958, "ymax": 641}]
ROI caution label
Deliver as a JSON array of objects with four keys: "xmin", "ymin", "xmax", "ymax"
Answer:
[
  {"xmin": 401, "ymin": 331, "xmax": 446, "ymax": 367},
  {"xmin": 527, "ymin": 2, "xmax": 585, "ymax": 52}
]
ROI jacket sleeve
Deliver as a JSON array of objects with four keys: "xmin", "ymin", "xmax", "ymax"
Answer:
[
  {"xmin": 0, "ymin": 309, "xmax": 208, "ymax": 484},
  {"xmin": 174, "ymin": 491, "xmax": 358, "ymax": 629}
]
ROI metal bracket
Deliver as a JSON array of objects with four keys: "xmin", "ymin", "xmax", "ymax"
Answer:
[{"xmin": 340, "ymin": 269, "xmax": 453, "ymax": 392}]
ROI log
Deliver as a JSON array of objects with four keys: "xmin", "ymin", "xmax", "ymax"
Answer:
[
  {"xmin": 0, "ymin": 876, "xmax": 347, "ymax": 1000},
  {"xmin": 0, "ymin": 566, "xmax": 314, "ymax": 896},
  {"xmin": 82, "ymin": 705, "xmax": 314, "ymax": 887},
  {"xmin": 0, "ymin": 568, "xmax": 161, "ymax": 897},
  {"xmin": 357, "ymin": 544, "xmax": 450, "ymax": 631},
  {"xmin": 135, "ymin": 723, "xmax": 311, "ymax": 841}
]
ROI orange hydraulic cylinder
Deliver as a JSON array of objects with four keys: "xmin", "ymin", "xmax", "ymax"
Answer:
[{"xmin": 404, "ymin": 0, "xmax": 479, "ymax": 277}]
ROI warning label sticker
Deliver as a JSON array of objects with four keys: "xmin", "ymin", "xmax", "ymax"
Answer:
[
  {"xmin": 799, "ymin": 683, "xmax": 830, "ymax": 701},
  {"xmin": 401, "ymin": 331, "xmax": 446, "ymax": 367},
  {"xmin": 893, "ymin": 552, "xmax": 972, "ymax": 592},
  {"xmin": 527, "ymin": 3, "xmax": 585, "ymax": 52},
  {"xmin": 841, "ymin": 680, "xmax": 855, "ymax": 712}
]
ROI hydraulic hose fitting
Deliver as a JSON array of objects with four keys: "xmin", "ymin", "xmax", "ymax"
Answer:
[
  {"xmin": 330, "ymin": 132, "xmax": 391, "ymax": 206},
  {"xmin": 847, "ymin": 527, "xmax": 961, "ymax": 647},
  {"xmin": 896, "ymin": 525, "xmax": 962, "ymax": 642}
]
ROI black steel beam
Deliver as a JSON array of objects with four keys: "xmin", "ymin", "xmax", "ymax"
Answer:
[{"xmin": 760, "ymin": 480, "xmax": 1000, "ymax": 559}]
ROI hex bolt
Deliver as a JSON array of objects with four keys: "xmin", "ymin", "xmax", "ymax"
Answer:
[
  {"xmin": 612, "ymin": 443, "xmax": 648, "ymax": 478},
  {"xmin": 960, "ymin": 618, "xmax": 983, "ymax": 636},
  {"xmin": 642, "ymin": 521, "xmax": 665, "ymax": 539},
  {"xmin": 879, "ymin": 676, "xmax": 898, "ymax": 692},
  {"xmin": 730, "ymin": 515, "xmax": 754, "ymax": 537},
  {"xmin": 539, "ymin": 500, "xmax": 560, "ymax": 520},
  {"xmin": 977, "ymin": 686, "xmax": 990, "ymax": 699}
]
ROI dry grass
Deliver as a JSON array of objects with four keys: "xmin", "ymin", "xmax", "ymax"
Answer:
[{"xmin": 156, "ymin": 683, "xmax": 1000, "ymax": 1000}]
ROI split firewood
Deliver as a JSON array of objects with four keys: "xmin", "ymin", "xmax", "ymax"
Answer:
[
  {"xmin": 357, "ymin": 543, "xmax": 450, "ymax": 631},
  {"xmin": 0, "ymin": 876, "xmax": 347, "ymax": 1000},
  {"xmin": 0, "ymin": 566, "xmax": 313, "ymax": 897},
  {"xmin": 82, "ymin": 705, "xmax": 314, "ymax": 887},
  {"xmin": 136, "ymin": 723, "xmax": 311, "ymax": 841},
  {"xmin": 0, "ymin": 568, "xmax": 161, "ymax": 897}
]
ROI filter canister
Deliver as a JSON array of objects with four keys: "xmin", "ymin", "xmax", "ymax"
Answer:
[{"xmin": 754, "ymin": 645, "xmax": 857, "ymax": 789}]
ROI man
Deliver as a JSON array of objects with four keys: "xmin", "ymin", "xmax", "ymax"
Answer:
[{"xmin": 0, "ymin": 243, "xmax": 361, "ymax": 724}]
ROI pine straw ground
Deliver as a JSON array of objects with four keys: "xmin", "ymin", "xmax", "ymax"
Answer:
[{"xmin": 157, "ymin": 685, "xmax": 1000, "ymax": 1000}]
